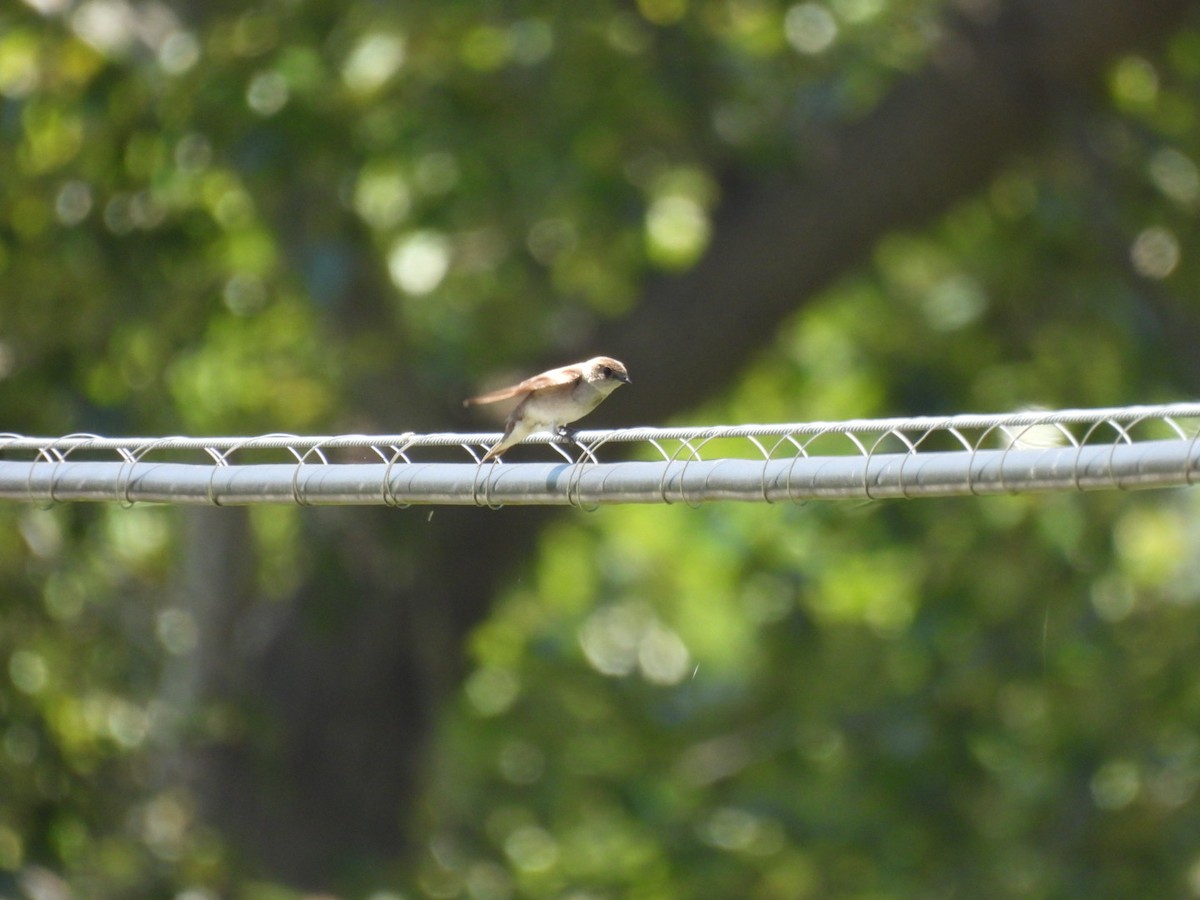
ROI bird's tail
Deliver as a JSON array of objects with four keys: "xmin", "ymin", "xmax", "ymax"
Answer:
[{"xmin": 480, "ymin": 419, "xmax": 524, "ymax": 462}]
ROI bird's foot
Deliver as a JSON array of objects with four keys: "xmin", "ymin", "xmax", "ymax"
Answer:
[{"xmin": 554, "ymin": 425, "xmax": 599, "ymax": 463}]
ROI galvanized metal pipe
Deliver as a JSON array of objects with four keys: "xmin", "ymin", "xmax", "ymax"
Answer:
[{"xmin": 1, "ymin": 438, "xmax": 1195, "ymax": 507}]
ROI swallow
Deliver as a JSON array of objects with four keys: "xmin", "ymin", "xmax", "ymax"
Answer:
[{"xmin": 463, "ymin": 356, "xmax": 631, "ymax": 461}]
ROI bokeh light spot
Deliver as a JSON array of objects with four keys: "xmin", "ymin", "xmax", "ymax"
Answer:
[
  {"xmin": 343, "ymin": 33, "xmax": 406, "ymax": 93},
  {"xmin": 1130, "ymin": 226, "xmax": 1180, "ymax": 279},
  {"xmin": 1091, "ymin": 759, "xmax": 1140, "ymax": 810},
  {"xmin": 9, "ymin": 650, "xmax": 48, "ymax": 695},
  {"xmin": 388, "ymin": 231, "xmax": 451, "ymax": 295},
  {"xmin": 785, "ymin": 3, "xmax": 838, "ymax": 55},
  {"xmin": 246, "ymin": 71, "xmax": 289, "ymax": 116}
]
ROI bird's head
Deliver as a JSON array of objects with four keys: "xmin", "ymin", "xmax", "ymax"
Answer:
[{"xmin": 585, "ymin": 357, "xmax": 631, "ymax": 391}]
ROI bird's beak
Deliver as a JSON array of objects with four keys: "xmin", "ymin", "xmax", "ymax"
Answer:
[{"xmin": 617, "ymin": 373, "xmax": 631, "ymax": 385}]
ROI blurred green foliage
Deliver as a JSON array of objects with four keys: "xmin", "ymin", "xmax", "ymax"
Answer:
[{"xmin": 3, "ymin": 0, "xmax": 1200, "ymax": 896}]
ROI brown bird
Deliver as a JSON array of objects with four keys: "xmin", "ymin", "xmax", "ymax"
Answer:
[{"xmin": 463, "ymin": 356, "xmax": 631, "ymax": 461}]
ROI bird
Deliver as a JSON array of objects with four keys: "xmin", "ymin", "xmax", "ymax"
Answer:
[{"xmin": 463, "ymin": 356, "xmax": 631, "ymax": 461}]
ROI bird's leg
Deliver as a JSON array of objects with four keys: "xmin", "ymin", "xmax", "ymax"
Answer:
[{"xmin": 554, "ymin": 425, "xmax": 596, "ymax": 463}]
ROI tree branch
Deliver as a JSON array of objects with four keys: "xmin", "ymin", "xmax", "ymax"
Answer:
[{"xmin": 600, "ymin": 0, "xmax": 1198, "ymax": 423}]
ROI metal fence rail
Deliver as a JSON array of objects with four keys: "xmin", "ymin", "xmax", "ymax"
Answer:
[{"xmin": 2, "ymin": 403, "xmax": 1200, "ymax": 507}]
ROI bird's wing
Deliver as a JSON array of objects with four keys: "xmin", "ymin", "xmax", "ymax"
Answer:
[{"xmin": 463, "ymin": 366, "xmax": 583, "ymax": 406}]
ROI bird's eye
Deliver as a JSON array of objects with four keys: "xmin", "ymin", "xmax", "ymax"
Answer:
[{"xmin": 602, "ymin": 366, "xmax": 612, "ymax": 377}]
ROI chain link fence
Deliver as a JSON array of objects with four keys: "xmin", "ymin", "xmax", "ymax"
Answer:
[{"xmin": 2, "ymin": 403, "xmax": 1199, "ymax": 507}]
